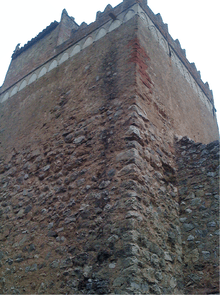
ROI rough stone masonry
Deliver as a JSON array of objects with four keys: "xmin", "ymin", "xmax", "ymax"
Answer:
[{"xmin": 0, "ymin": 0, "xmax": 219, "ymax": 294}]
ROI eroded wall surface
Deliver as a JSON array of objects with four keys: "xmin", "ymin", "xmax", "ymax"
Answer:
[
  {"xmin": 137, "ymin": 17, "xmax": 218, "ymax": 143},
  {"xmin": 0, "ymin": 17, "xmax": 184, "ymax": 294},
  {"xmin": 2, "ymin": 22, "xmax": 59, "ymax": 91},
  {"xmin": 0, "ymin": 2, "xmax": 219, "ymax": 294},
  {"xmin": 176, "ymin": 137, "xmax": 219, "ymax": 295}
]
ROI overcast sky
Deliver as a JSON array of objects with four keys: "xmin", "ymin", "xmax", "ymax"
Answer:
[{"xmin": 0, "ymin": 0, "xmax": 219, "ymax": 126}]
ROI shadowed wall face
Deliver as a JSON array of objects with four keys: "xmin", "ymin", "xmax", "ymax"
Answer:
[{"xmin": 176, "ymin": 138, "xmax": 219, "ymax": 295}]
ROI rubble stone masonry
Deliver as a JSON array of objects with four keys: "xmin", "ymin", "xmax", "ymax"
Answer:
[
  {"xmin": 0, "ymin": 0, "xmax": 219, "ymax": 294},
  {"xmin": 176, "ymin": 137, "xmax": 219, "ymax": 294}
]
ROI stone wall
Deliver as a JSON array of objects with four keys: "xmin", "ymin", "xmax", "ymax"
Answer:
[
  {"xmin": 136, "ymin": 17, "xmax": 218, "ymax": 143},
  {"xmin": 0, "ymin": 0, "xmax": 219, "ymax": 294},
  {"xmin": 0, "ymin": 16, "xmax": 184, "ymax": 294},
  {"xmin": 2, "ymin": 22, "xmax": 59, "ymax": 91},
  {"xmin": 0, "ymin": 2, "xmax": 139, "ymax": 101},
  {"xmin": 1, "ymin": 0, "xmax": 218, "ymax": 137},
  {"xmin": 56, "ymin": 9, "xmax": 79, "ymax": 47},
  {"xmin": 176, "ymin": 137, "xmax": 219, "ymax": 294}
]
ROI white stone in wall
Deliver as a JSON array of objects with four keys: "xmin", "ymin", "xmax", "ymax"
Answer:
[
  {"xmin": 183, "ymin": 66, "xmax": 189, "ymax": 80},
  {"xmin": 199, "ymin": 90, "xmax": 206, "ymax": 105},
  {"xmin": 149, "ymin": 25, "xmax": 159, "ymax": 41},
  {"xmin": 70, "ymin": 45, "xmax": 81, "ymax": 57},
  {"xmin": 38, "ymin": 67, "xmax": 47, "ymax": 78},
  {"xmin": 59, "ymin": 53, "xmax": 69, "ymax": 65},
  {"xmin": 158, "ymin": 32, "xmax": 169, "ymax": 55},
  {"xmin": 139, "ymin": 11, "xmax": 147, "ymax": 21},
  {"xmin": 28, "ymin": 73, "xmax": 37, "ymax": 85},
  {"xmin": 95, "ymin": 28, "xmax": 107, "ymax": 41},
  {"xmin": 176, "ymin": 59, "xmax": 185, "ymax": 76},
  {"xmin": 185, "ymin": 71, "xmax": 193, "ymax": 87},
  {"xmin": 10, "ymin": 86, "xmax": 18, "ymax": 97},
  {"xmin": 48, "ymin": 60, "xmax": 58, "ymax": 72},
  {"xmin": 123, "ymin": 10, "xmax": 135, "ymax": 22},
  {"xmin": 2, "ymin": 92, "xmax": 9, "ymax": 103},
  {"xmin": 173, "ymin": 53, "xmax": 180, "ymax": 69},
  {"xmin": 199, "ymin": 89, "xmax": 212, "ymax": 113},
  {"xmin": 192, "ymin": 79, "xmax": 199, "ymax": 94},
  {"xmin": 137, "ymin": 5, "xmax": 150, "ymax": 25},
  {"xmin": 109, "ymin": 20, "xmax": 121, "ymax": 32},
  {"xmin": 139, "ymin": 11, "xmax": 149, "ymax": 26},
  {"xmin": 171, "ymin": 51, "xmax": 184, "ymax": 76},
  {"xmin": 171, "ymin": 50, "xmax": 176, "ymax": 64},
  {"xmin": 82, "ymin": 37, "xmax": 93, "ymax": 49},
  {"xmin": 19, "ymin": 80, "xmax": 27, "ymax": 91},
  {"xmin": 147, "ymin": 17, "xmax": 155, "ymax": 30}
]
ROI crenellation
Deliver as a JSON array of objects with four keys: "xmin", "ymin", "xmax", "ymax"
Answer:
[
  {"xmin": 11, "ymin": 21, "xmax": 59, "ymax": 60},
  {"xmin": 155, "ymin": 12, "xmax": 163, "ymax": 24},
  {"xmin": 0, "ymin": 0, "xmax": 216, "ymax": 107},
  {"xmin": 0, "ymin": 2, "xmax": 218, "ymax": 293},
  {"xmin": 57, "ymin": 9, "xmax": 79, "ymax": 46},
  {"xmin": 104, "ymin": 4, "xmax": 113, "ymax": 12},
  {"xmin": 139, "ymin": 2, "xmax": 214, "ymax": 102}
]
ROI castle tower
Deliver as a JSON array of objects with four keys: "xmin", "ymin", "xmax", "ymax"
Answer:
[{"xmin": 0, "ymin": 0, "xmax": 219, "ymax": 294}]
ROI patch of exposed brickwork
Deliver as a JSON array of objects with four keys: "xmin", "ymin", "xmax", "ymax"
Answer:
[{"xmin": 128, "ymin": 37, "xmax": 153, "ymax": 92}]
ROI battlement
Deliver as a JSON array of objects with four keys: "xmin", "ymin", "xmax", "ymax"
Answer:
[
  {"xmin": 0, "ymin": 1, "xmax": 218, "ymax": 293},
  {"xmin": 0, "ymin": 0, "xmax": 215, "ymax": 106},
  {"xmin": 11, "ymin": 21, "xmax": 59, "ymax": 60}
]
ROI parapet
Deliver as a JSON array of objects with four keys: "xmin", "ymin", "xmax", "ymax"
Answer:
[
  {"xmin": 140, "ymin": 4, "xmax": 214, "ymax": 103},
  {"xmin": 11, "ymin": 21, "xmax": 59, "ymax": 60},
  {"xmin": 0, "ymin": 0, "xmax": 215, "ymax": 107}
]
